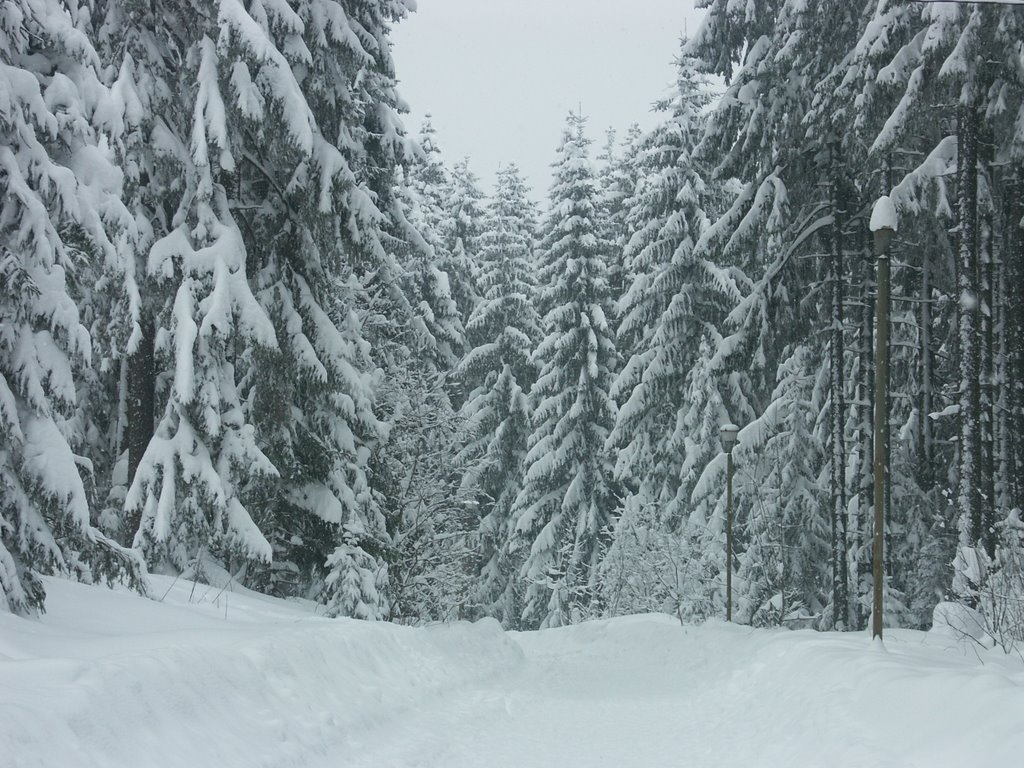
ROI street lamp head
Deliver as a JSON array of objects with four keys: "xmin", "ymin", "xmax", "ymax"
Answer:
[
  {"xmin": 720, "ymin": 423, "xmax": 740, "ymax": 453},
  {"xmin": 870, "ymin": 195, "xmax": 898, "ymax": 257}
]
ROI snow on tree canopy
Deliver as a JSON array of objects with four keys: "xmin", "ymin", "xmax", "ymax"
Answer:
[
  {"xmin": 456, "ymin": 163, "xmax": 540, "ymax": 627},
  {"xmin": 512, "ymin": 112, "xmax": 618, "ymax": 630},
  {"xmin": 0, "ymin": 0, "xmax": 142, "ymax": 614}
]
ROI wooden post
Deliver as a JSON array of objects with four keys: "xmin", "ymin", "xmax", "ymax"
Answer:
[
  {"xmin": 872, "ymin": 251, "xmax": 890, "ymax": 640},
  {"xmin": 727, "ymin": 450, "xmax": 734, "ymax": 622}
]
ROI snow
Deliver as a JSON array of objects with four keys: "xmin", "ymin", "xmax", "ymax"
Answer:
[
  {"xmin": 4, "ymin": 579, "xmax": 1023, "ymax": 768},
  {"xmin": 932, "ymin": 601, "xmax": 994, "ymax": 647},
  {"xmin": 870, "ymin": 195, "xmax": 898, "ymax": 233},
  {"xmin": 20, "ymin": 413, "xmax": 91, "ymax": 531},
  {"xmin": 1, "ymin": 576, "xmax": 521, "ymax": 768}
]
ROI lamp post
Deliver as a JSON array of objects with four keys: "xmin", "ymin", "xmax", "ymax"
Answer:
[
  {"xmin": 720, "ymin": 424, "xmax": 740, "ymax": 622},
  {"xmin": 869, "ymin": 196, "xmax": 897, "ymax": 641}
]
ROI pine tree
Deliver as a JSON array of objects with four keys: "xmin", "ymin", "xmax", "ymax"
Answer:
[
  {"xmin": 609, "ymin": 43, "xmax": 715, "ymax": 503},
  {"xmin": 735, "ymin": 345, "xmax": 829, "ymax": 626},
  {"xmin": 836, "ymin": 0, "xmax": 957, "ymax": 628},
  {"xmin": 678, "ymin": 0, "xmax": 1024, "ymax": 633},
  {"xmin": 444, "ymin": 159, "xmax": 487, "ymax": 257},
  {"xmin": 687, "ymin": 0, "xmax": 875, "ymax": 629},
  {"xmin": 845, "ymin": 0, "xmax": 1024, "ymax": 623},
  {"xmin": 1, "ymin": 0, "xmax": 141, "ymax": 613},
  {"xmin": 97, "ymin": 1, "xmax": 415, "ymax": 620},
  {"xmin": 457, "ymin": 164, "xmax": 540, "ymax": 626},
  {"xmin": 442, "ymin": 157, "xmax": 486, "ymax": 332},
  {"xmin": 414, "ymin": 116, "xmax": 450, "ymax": 207},
  {"xmin": 402, "ymin": 117, "xmax": 465, "ymax": 370},
  {"xmin": 394, "ymin": 163, "xmax": 465, "ymax": 372},
  {"xmin": 90, "ymin": 0, "xmax": 198, "ymax": 550},
  {"xmin": 124, "ymin": 29, "xmax": 280, "ymax": 573},
  {"xmin": 287, "ymin": 0, "xmax": 425, "ymax": 619},
  {"xmin": 595, "ymin": 125, "xmax": 641, "ymax": 304},
  {"xmin": 513, "ymin": 113, "xmax": 618, "ymax": 629}
]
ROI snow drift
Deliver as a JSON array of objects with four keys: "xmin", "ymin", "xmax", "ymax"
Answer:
[
  {"xmin": 3, "ymin": 577, "xmax": 1023, "ymax": 768},
  {"xmin": 0, "ymin": 577, "xmax": 522, "ymax": 768}
]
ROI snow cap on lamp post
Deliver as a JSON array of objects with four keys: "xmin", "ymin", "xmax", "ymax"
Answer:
[
  {"xmin": 870, "ymin": 195, "xmax": 898, "ymax": 257},
  {"xmin": 720, "ymin": 423, "xmax": 740, "ymax": 452}
]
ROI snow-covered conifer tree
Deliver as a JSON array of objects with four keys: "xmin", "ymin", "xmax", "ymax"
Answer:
[
  {"xmin": 102, "ymin": 1, "xmax": 410, "ymax": 622},
  {"xmin": 609, "ymin": 43, "xmax": 714, "ymax": 500},
  {"xmin": 734, "ymin": 345, "xmax": 829, "ymax": 626},
  {"xmin": 124, "ymin": 30, "xmax": 280, "ymax": 573},
  {"xmin": 595, "ymin": 125, "xmax": 641, "ymax": 304},
  {"xmin": 399, "ymin": 117, "xmax": 465, "ymax": 369},
  {"xmin": 599, "ymin": 46, "xmax": 751, "ymax": 621},
  {"xmin": 393, "ymin": 165, "xmax": 464, "ymax": 372},
  {"xmin": 457, "ymin": 164, "xmax": 541, "ymax": 626},
  {"xmin": 441, "ymin": 157, "xmax": 486, "ymax": 329},
  {"xmin": 239, "ymin": 0, "xmax": 418, "ymax": 617},
  {"xmin": 1, "ymin": 0, "xmax": 139, "ymax": 612},
  {"xmin": 513, "ymin": 113, "xmax": 618, "ymax": 629},
  {"xmin": 686, "ymin": 1, "xmax": 869, "ymax": 628}
]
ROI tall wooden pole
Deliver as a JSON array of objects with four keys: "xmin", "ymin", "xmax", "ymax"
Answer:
[
  {"xmin": 872, "ymin": 251, "xmax": 890, "ymax": 640},
  {"xmin": 726, "ymin": 450, "xmax": 734, "ymax": 622}
]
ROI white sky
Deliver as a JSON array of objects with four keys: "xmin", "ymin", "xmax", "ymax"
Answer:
[{"xmin": 391, "ymin": 0, "xmax": 708, "ymax": 200}]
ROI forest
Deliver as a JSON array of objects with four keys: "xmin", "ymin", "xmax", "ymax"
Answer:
[{"xmin": 2, "ymin": 0, "xmax": 1023, "ymax": 647}]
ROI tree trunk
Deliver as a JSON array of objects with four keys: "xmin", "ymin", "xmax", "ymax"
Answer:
[
  {"xmin": 917, "ymin": 237, "xmax": 935, "ymax": 495},
  {"xmin": 850, "ymin": 232, "xmax": 875, "ymax": 632},
  {"xmin": 829, "ymin": 142, "xmax": 849, "ymax": 630},
  {"xmin": 125, "ymin": 317, "xmax": 155, "ymax": 544},
  {"xmin": 994, "ymin": 181, "xmax": 1010, "ymax": 524},
  {"xmin": 956, "ymin": 104, "xmax": 983, "ymax": 604},
  {"xmin": 979, "ymin": 133, "xmax": 996, "ymax": 559},
  {"xmin": 1008, "ymin": 171, "xmax": 1024, "ymax": 515}
]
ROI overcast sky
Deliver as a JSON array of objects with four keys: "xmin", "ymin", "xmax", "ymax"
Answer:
[{"xmin": 391, "ymin": 0, "xmax": 707, "ymax": 200}]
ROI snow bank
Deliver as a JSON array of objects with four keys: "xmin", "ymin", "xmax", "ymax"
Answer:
[
  {"xmin": 929, "ymin": 600, "xmax": 995, "ymax": 647},
  {"xmin": 0, "ymin": 577, "xmax": 523, "ymax": 768},
  {"xmin": 509, "ymin": 615, "xmax": 1024, "ymax": 768},
  {"xmin": 4, "ymin": 585, "xmax": 1023, "ymax": 768}
]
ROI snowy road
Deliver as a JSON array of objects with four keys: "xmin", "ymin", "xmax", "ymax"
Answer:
[
  {"xmin": 3, "ymin": 579, "xmax": 1023, "ymax": 768},
  {"xmin": 343, "ymin": 618, "xmax": 729, "ymax": 768},
  {"xmin": 339, "ymin": 616, "xmax": 1023, "ymax": 768}
]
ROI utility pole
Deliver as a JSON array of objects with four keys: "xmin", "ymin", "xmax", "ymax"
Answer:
[{"xmin": 870, "ymin": 197, "xmax": 897, "ymax": 641}]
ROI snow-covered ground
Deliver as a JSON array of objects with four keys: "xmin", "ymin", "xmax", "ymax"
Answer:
[{"xmin": 3, "ymin": 578, "xmax": 1022, "ymax": 768}]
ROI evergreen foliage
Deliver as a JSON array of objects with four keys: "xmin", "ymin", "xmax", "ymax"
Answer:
[
  {"xmin": 1, "ymin": 0, "xmax": 143, "ymax": 614},
  {"xmin": 457, "ymin": 164, "xmax": 540, "ymax": 626},
  {"xmin": 4, "ymin": 0, "xmax": 1022, "ymax": 643},
  {"xmin": 512, "ymin": 113, "xmax": 618, "ymax": 629}
]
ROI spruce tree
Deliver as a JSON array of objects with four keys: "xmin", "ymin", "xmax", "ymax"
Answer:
[
  {"xmin": 98, "ymin": 0, "xmax": 418, "ymax": 620},
  {"xmin": 457, "ymin": 164, "xmax": 540, "ymax": 626},
  {"xmin": 595, "ymin": 125, "xmax": 641, "ymax": 304},
  {"xmin": 513, "ymin": 113, "xmax": 618, "ymax": 629},
  {"xmin": 610, "ymin": 43, "xmax": 715, "ymax": 501},
  {"xmin": 0, "ymin": 0, "xmax": 140, "ymax": 613},
  {"xmin": 124, "ymin": 31, "xmax": 280, "ymax": 574},
  {"xmin": 442, "ymin": 157, "xmax": 486, "ymax": 331},
  {"xmin": 687, "ymin": 0, "xmax": 869, "ymax": 628},
  {"xmin": 734, "ymin": 345, "xmax": 829, "ymax": 626},
  {"xmin": 294, "ymin": 0, "xmax": 428, "ymax": 619}
]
